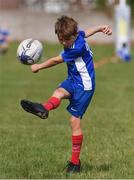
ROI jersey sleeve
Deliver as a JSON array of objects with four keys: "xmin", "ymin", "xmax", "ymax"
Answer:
[
  {"xmin": 61, "ymin": 47, "xmax": 84, "ymax": 62},
  {"xmin": 61, "ymin": 30, "xmax": 85, "ymax": 62},
  {"xmin": 78, "ymin": 30, "xmax": 85, "ymax": 38}
]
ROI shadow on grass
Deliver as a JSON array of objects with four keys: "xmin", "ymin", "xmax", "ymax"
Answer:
[{"xmin": 82, "ymin": 162, "xmax": 112, "ymax": 172}]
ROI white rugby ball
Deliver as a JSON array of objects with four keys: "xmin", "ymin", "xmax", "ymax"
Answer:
[{"xmin": 17, "ymin": 39, "xmax": 43, "ymax": 65}]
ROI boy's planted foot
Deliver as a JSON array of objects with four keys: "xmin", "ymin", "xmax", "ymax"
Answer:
[
  {"xmin": 64, "ymin": 161, "xmax": 81, "ymax": 173},
  {"xmin": 20, "ymin": 99, "xmax": 49, "ymax": 119}
]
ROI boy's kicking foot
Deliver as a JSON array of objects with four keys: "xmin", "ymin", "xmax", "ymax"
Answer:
[{"xmin": 20, "ymin": 99, "xmax": 49, "ymax": 119}]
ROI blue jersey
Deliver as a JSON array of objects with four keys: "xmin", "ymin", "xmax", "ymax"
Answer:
[
  {"xmin": 0, "ymin": 29, "xmax": 9, "ymax": 44},
  {"xmin": 61, "ymin": 30, "xmax": 95, "ymax": 90}
]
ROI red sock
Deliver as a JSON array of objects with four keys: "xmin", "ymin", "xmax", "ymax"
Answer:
[
  {"xmin": 71, "ymin": 134, "xmax": 83, "ymax": 165},
  {"xmin": 42, "ymin": 97, "xmax": 61, "ymax": 111}
]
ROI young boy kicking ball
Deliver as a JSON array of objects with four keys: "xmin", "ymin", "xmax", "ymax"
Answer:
[{"xmin": 21, "ymin": 16, "xmax": 112, "ymax": 173}]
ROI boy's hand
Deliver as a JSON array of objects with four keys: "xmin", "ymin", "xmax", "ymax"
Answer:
[
  {"xmin": 100, "ymin": 25, "xmax": 112, "ymax": 35},
  {"xmin": 31, "ymin": 64, "xmax": 40, "ymax": 73}
]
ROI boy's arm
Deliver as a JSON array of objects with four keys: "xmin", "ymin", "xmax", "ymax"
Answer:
[
  {"xmin": 31, "ymin": 55, "xmax": 63, "ymax": 73},
  {"xmin": 85, "ymin": 25, "xmax": 112, "ymax": 38}
]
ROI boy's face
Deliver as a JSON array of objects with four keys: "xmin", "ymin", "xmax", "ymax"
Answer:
[{"xmin": 58, "ymin": 36, "xmax": 75, "ymax": 48}]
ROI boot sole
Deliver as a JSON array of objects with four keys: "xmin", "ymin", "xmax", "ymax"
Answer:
[{"xmin": 20, "ymin": 100, "xmax": 48, "ymax": 119}]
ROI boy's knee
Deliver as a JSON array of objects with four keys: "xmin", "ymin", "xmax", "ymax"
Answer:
[
  {"xmin": 52, "ymin": 88, "xmax": 70, "ymax": 99},
  {"xmin": 52, "ymin": 89, "xmax": 64, "ymax": 99}
]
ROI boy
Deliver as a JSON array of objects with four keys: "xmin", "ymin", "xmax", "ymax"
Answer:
[
  {"xmin": 21, "ymin": 16, "xmax": 112, "ymax": 173},
  {"xmin": 0, "ymin": 27, "xmax": 10, "ymax": 55}
]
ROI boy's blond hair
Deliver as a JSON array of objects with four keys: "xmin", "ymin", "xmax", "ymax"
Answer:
[{"xmin": 55, "ymin": 16, "xmax": 78, "ymax": 40}]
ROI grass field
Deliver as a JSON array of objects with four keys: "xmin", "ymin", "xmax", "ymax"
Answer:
[{"xmin": 0, "ymin": 42, "xmax": 134, "ymax": 179}]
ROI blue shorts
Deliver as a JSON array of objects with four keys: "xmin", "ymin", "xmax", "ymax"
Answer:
[{"xmin": 59, "ymin": 79, "xmax": 95, "ymax": 119}]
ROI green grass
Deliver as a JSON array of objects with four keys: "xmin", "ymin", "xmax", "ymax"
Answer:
[{"xmin": 0, "ymin": 42, "xmax": 134, "ymax": 178}]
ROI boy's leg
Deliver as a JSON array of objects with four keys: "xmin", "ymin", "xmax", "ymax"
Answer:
[
  {"xmin": 70, "ymin": 116, "xmax": 83, "ymax": 165},
  {"xmin": 65, "ymin": 116, "xmax": 83, "ymax": 173},
  {"xmin": 42, "ymin": 88, "xmax": 70, "ymax": 110},
  {"xmin": 20, "ymin": 88, "xmax": 70, "ymax": 119}
]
